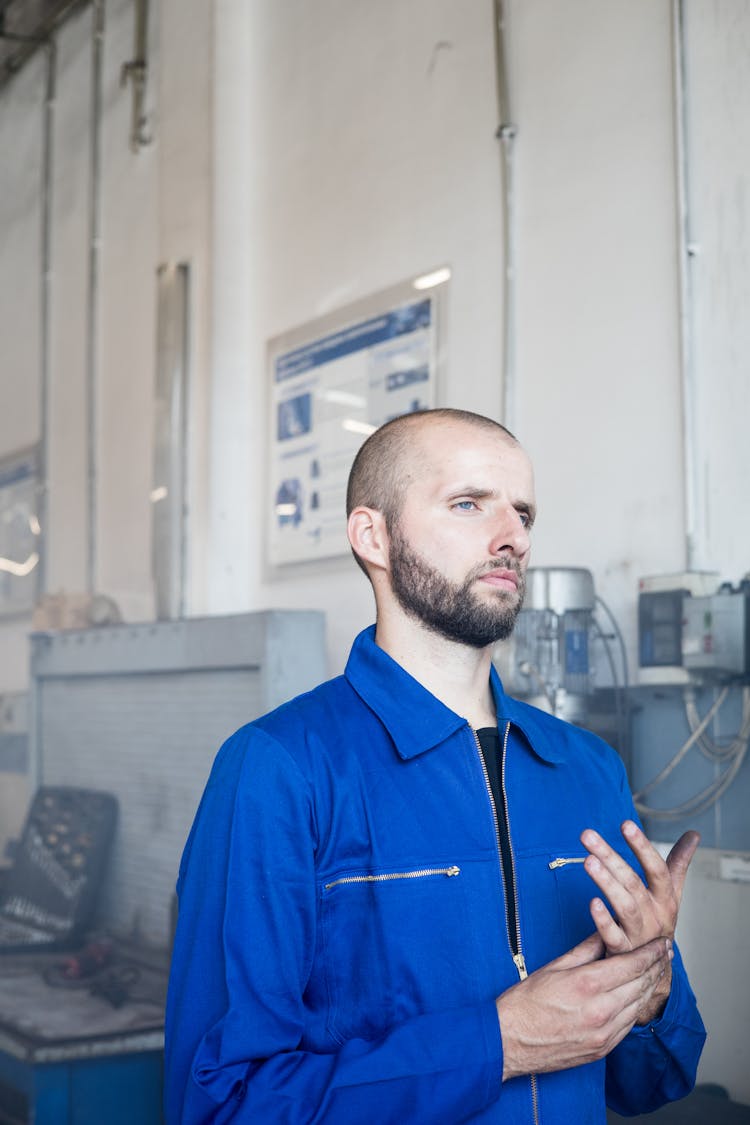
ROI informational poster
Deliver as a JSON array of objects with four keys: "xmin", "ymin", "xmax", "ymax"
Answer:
[
  {"xmin": 0, "ymin": 448, "xmax": 40, "ymax": 617},
  {"xmin": 267, "ymin": 282, "xmax": 442, "ymax": 568}
]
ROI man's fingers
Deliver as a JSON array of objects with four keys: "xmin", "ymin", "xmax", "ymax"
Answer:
[
  {"xmin": 589, "ymin": 896, "xmax": 629, "ymax": 952},
  {"xmin": 619, "ymin": 820, "xmax": 674, "ymax": 897},
  {"xmin": 581, "ymin": 827, "xmax": 653, "ymax": 933},
  {"xmin": 588, "ymin": 936, "xmax": 672, "ymax": 994},
  {"xmin": 665, "ymin": 830, "xmax": 701, "ymax": 903},
  {"xmin": 582, "ymin": 826, "xmax": 651, "ymax": 897},
  {"xmin": 551, "ymin": 931, "xmax": 605, "ymax": 970},
  {"xmin": 611, "ymin": 948, "xmax": 672, "ymax": 1030},
  {"xmin": 581, "ymin": 821, "xmax": 700, "ymax": 933}
]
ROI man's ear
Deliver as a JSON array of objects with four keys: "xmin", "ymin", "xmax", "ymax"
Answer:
[{"xmin": 347, "ymin": 507, "xmax": 389, "ymax": 572}]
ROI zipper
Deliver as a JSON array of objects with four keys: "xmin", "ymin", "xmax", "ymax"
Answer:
[
  {"xmin": 548, "ymin": 856, "xmax": 587, "ymax": 870},
  {"xmin": 473, "ymin": 721, "xmax": 540, "ymax": 1125},
  {"xmin": 324, "ymin": 865, "xmax": 460, "ymax": 891}
]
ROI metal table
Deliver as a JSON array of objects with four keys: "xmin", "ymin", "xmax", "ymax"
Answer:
[{"xmin": 0, "ymin": 946, "xmax": 166, "ymax": 1125}]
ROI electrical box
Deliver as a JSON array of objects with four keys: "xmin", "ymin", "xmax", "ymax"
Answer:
[
  {"xmin": 639, "ymin": 590, "xmax": 685, "ymax": 669},
  {"xmin": 638, "ymin": 571, "xmax": 720, "ymax": 684},
  {"xmin": 682, "ymin": 590, "xmax": 750, "ymax": 681}
]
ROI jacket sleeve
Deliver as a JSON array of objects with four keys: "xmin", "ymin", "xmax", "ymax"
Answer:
[
  {"xmin": 605, "ymin": 942, "xmax": 706, "ymax": 1115},
  {"xmin": 164, "ymin": 727, "xmax": 505, "ymax": 1124},
  {"xmin": 604, "ymin": 758, "xmax": 707, "ymax": 1116}
]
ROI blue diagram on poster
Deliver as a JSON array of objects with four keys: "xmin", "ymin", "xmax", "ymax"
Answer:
[{"xmin": 267, "ymin": 288, "xmax": 440, "ymax": 567}]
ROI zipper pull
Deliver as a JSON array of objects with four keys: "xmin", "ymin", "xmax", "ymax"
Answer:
[
  {"xmin": 446, "ymin": 866, "xmax": 460, "ymax": 876},
  {"xmin": 548, "ymin": 856, "xmax": 587, "ymax": 870},
  {"xmin": 513, "ymin": 952, "xmax": 528, "ymax": 981}
]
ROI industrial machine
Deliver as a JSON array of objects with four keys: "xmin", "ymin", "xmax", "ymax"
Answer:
[
  {"xmin": 638, "ymin": 571, "xmax": 750, "ymax": 684},
  {"xmin": 633, "ymin": 570, "xmax": 750, "ymax": 837},
  {"xmin": 493, "ymin": 564, "xmax": 750, "ymax": 844},
  {"xmin": 494, "ymin": 567, "xmax": 599, "ymax": 725}
]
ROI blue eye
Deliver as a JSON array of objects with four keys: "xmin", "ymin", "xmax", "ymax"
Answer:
[{"xmin": 454, "ymin": 500, "xmax": 477, "ymax": 511}]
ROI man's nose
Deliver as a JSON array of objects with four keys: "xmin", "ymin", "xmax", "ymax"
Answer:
[{"xmin": 488, "ymin": 508, "xmax": 530, "ymax": 559}]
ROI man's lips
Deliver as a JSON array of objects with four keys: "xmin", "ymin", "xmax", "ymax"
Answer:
[{"xmin": 478, "ymin": 568, "xmax": 519, "ymax": 592}]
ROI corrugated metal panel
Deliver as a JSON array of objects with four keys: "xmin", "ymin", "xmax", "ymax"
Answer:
[
  {"xmin": 40, "ymin": 668, "xmax": 260, "ymax": 944},
  {"xmin": 33, "ymin": 611, "xmax": 326, "ymax": 945}
]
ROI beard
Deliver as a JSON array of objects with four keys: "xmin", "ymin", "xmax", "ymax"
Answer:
[{"xmin": 387, "ymin": 522, "xmax": 526, "ymax": 648}]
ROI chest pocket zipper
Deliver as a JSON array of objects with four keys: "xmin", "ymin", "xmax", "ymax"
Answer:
[{"xmin": 324, "ymin": 866, "xmax": 460, "ymax": 891}]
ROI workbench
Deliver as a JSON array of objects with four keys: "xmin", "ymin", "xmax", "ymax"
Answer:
[{"xmin": 0, "ymin": 945, "xmax": 166, "ymax": 1125}]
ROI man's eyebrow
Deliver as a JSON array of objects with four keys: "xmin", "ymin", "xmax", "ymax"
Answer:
[{"xmin": 444, "ymin": 486, "xmax": 496, "ymax": 500}]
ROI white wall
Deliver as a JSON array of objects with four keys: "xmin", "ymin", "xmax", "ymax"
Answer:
[
  {"xmin": 671, "ymin": 845, "xmax": 750, "ymax": 1105},
  {"xmin": 207, "ymin": 0, "xmax": 750, "ymax": 681},
  {"xmin": 0, "ymin": 0, "xmax": 212, "ymax": 853},
  {"xmin": 209, "ymin": 0, "xmax": 507, "ymax": 672},
  {"xmin": 512, "ymin": 1, "xmax": 687, "ymax": 670},
  {"xmin": 47, "ymin": 7, "xmax": 93, "ymax": 597},
  {"xmin": 682, "ymin": 0, "xmax": 750, "ymax": 580}
]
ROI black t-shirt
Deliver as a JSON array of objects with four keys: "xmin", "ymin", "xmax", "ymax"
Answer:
[{"xmin": 476, "ymin": 725, "xmax": 519, "ymax": 956}]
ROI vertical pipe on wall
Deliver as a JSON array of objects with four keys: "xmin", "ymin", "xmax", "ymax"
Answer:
[
  {"xmin": 30, "ymin": 37, "xmax": 54, "ymax": 794},
  {"xmin": 672, "ymin": 0, "xmax": 698, "ymax": 571},
  {"xmin": 86, "ymin": 0, "xmax": 105, "ymax": 593},
  {"xmin": 492, "ymin": 0, "xmax": 518, "ymax": 432},
  {"xmin": 153, "ymin": 263, "xmax": 190, "ymax": 620},
  {"xmin": 38, "ymin": 39, "xmax": 56, "ymax": 600},
  {"xmin": 121, "ymin": 0, "xmax": 151, "ymax": 152}
]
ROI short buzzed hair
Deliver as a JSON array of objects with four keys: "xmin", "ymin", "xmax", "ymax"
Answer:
[{"xmin": 346, "ymin": 408, "xmax": 517, "ymax": 576}]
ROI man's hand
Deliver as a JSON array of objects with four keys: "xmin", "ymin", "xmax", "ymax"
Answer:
[
  {"xmin": 496, "ymin": 932, "xmax": 672, "ymax": 1080},
  {"xmin": 580, "ymin": 821, "xmax": 700, "ymax": 1023}
]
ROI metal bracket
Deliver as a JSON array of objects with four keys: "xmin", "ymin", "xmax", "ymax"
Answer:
[{"xmin": 120, "ymin": 57, "xmax": 151, "ymax": 152}]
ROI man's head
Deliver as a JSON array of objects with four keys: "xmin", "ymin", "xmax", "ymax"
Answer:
[{"xmin": 346, "ymin": 408, "xmax": 536, "ymax": 647}]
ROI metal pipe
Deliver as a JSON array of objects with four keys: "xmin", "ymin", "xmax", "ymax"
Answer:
[
  {"xmin": 38, "ymin": 39, "xmax": 56, "ymax": 600},
  {"xmin": 86, "ymin": 0, "xmax": 104, "ymax": 594},
  {"xmin": 672, "ymin": 0, "xmax": 699, "ymax": 570},
  {"xmin": 492, "ymin": 0, "xmax": 518, "ymax": 432}
]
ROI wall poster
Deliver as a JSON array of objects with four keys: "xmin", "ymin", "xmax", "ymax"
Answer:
[
  {"xmin": 267, "ymin": 279, "xmax": 445, "ymax": 569},
  {"xmin": 0, "ymin": 447, "xmax": 40, "ymax": 617}
]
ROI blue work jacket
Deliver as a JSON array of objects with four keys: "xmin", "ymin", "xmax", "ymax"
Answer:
[{"xmin": 165, "ymin": 626, "xmax": 705, "ymax": 1124}]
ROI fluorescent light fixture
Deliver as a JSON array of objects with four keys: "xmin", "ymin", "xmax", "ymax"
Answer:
[
  {"xmin": 317, "ymin": 389, "xmax": 367, "ymax": 408},
  {"xmin": 0, "ymin": 551, "xmax": 39, "ymax": 578},
  {"xmin": 342, "ymin": 418, "xmax": 377, "ymax": 437},
  {"xmin": 150, "ymin": 486, "xmax": 168, "ymax": 503},
  {"xmin": 413, "ymin": 267, "xmax": 451, "ymax": 290}
]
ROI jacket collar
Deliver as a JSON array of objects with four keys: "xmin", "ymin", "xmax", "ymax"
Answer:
[{"xmin": 345, "ymin": 626, "xmax": 563, "ymax": 765}]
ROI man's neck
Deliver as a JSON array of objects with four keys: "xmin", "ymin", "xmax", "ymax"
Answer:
[{"xmin": 375, "ymin": 617, "xmax": 497, "ymax": 729}]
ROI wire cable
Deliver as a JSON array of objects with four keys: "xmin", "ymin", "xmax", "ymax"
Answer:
[
  {"xmin": 684, "ymin": 686, "xmax": 750, "ymax": 761},
  {"xmin": 633, "ymin": 687, "xmax": 728, "ymax": 801},
  {"xmin": 595, "ymin": 595, "xmax": 630, "ymax": 690},
  {"xmin": 634, "ymin": 685, "xmax": 750, "ymax": 820}
]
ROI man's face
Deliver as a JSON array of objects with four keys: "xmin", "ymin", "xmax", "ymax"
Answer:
[{"xmin": 385, "ymin": 422, "xmax": 535, "ymax": 649}]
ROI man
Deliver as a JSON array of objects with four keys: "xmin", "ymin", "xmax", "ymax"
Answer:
[{"xmin": 165, "ymin": 408, "xmax": 705, "ymax": 1123}]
